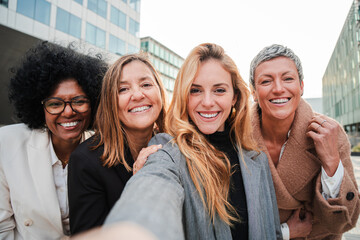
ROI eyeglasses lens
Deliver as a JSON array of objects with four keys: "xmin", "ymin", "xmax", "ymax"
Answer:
[{"xmin": 44, "ymin": 98, "xmax": 90, "ymax": 114}]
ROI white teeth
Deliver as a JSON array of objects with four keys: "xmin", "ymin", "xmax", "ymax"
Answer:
[
  {"xmin": 60, "ymin": 121, "xmax": 79, "ymax": 127},
  {"xmin": 270, "ymin": 98, "xmax": 289, "ymax": 104},
  {"xmin": 199, "ymin": 112, "xmax": 218, "ymax": 118},
  {"xmin": 130, "ymin": 106, "xmax": 150, "ymax": 113}
]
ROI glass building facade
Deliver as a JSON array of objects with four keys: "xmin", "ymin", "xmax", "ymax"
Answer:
[
  {"xmin": 322, "ymin": 0, "xmax": 360, "ymax": 147},
  {"xmin": 56, "ymin": 7, "xmax": 82, "ymax": 38},
  {"xmin": 0, "ymin": 0, "xmax": 141, "ymax": 125},
  {"xmin": 1, "ymin": 0, "xmax": 140, "ymax": 58},
  {"xmin": 87, "ymin": 0, "xmax": 107, "ymax": 19},
  {"xmin": 16, "ymin": 0, "xmax": 51, "ymax": 26},
  {"xmin": 141, "ymin": 37, "xmax": 184, "ymax": 100}
]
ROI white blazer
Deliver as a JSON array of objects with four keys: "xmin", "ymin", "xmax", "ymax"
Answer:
[{"xmin": 0, "ymin": 124, "xmax": 91, "ymax": 240}]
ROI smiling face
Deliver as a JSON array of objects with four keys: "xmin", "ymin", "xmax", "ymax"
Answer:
[
  {"xmin": 44, "ymin": 79, "xmax": 91, "ymax": 145},
  {"xmin": 253, "ymin": 56, "xmax": 304, "ymax": 123},
  {"xmin": 187, "ymin": 59, "xmax": 236, "ymax": 134},
  {"xmin": 117, "ymin": 60, "xmax": 162, "ymax": 134}
]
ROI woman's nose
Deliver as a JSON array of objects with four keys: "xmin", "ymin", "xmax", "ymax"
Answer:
[
  {"xmin": 201, "ymin": 92, "xmax": 215, "ymax": 107},
  {"xmin": 131, "ymin": 89, "xmax": 145, "ymax": 100},
  {"xmin": 272, "ymin": 79, "xmax": 285, "ymax": 94},
  {"xmin": 62, "ymin": 104, "xmax": 76, "ymax": 117}
]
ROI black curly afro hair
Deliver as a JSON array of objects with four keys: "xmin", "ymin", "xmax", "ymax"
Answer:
[{"xmin": 9, "ymin": 41, "xmax": 108, "ymax": 129}]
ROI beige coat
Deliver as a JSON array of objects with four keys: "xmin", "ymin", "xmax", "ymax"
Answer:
[{"xmin": 251, "ymin": 99, "xmax": 360, "ymax": 239}]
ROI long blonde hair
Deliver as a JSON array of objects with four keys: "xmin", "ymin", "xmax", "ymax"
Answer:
[
  {"xmin": 94, "ymin": 53, "xmax": 167, "ymax": 169},
  {"xmin": 166, "ymin": 43, "xmax": 257, "ymax": 224}
]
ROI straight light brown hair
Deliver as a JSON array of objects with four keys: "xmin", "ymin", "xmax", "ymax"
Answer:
[
  {"xmin": 167, "ymin": 43, "xmax": 257, "ymax": 224},
  {"xmin": 93, "ymin": 53, "xmax": 167, "ymax": 169}
]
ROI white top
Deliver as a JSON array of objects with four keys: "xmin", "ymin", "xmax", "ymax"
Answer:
[{"xmin": 49, "ymin": 138, "xmax": 70, "ymax": 236}]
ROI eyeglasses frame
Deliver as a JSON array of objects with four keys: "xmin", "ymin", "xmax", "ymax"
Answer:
[{"xmin": 41, "ymin": 96, "xmax": 90, "ymax": 115}]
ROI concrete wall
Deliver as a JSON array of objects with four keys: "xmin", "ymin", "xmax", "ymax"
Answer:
[{"xmin": 0, "ymin": 25, "xmax": 40, "ymax": 125}]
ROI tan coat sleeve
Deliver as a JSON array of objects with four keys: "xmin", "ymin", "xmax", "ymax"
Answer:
[{"xmin": 312, "ymin": 129, "xmax": 360, "ymax": 233}]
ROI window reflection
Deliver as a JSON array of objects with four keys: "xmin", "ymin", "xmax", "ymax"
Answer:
[
  {"xmin": 129, "ymin": 18, "xmax": 139, "ymax": 37},
  {"xmin": 56, "ymin": 7, "xmax": 81, "ymax": 38},
  {"xmin": 86, "ymin": 23, "xmax": 105, "ymax": 49},
  {"xmin": 73, "ymin": 0, "xmax": 83, "ymax": 5},
  {"xmin": 110, "ymin": 6, "xmax": 126, "ymax": 30},
  {"xmin": 109, "ymin": 35, "xmax": 126, "ymax": 56},
  {"xmin": 87, "ymin": 0, "xmax": 107, "ymax": 19},
  {"xmin": 17, "ymin": 0, "xmax": 50, "ymax": 25},
  {"xmin": 129, "ymin": 0, "xmax": 140, "ymax": 12}
]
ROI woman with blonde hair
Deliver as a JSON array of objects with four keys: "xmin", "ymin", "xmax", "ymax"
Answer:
[
  {"xmin": 68, "ymin": 52, "xmax": 167, "ymax": 234},
  {"xmin": 102, "ymin": 43, "xmax": 282, "ymax": 239}
]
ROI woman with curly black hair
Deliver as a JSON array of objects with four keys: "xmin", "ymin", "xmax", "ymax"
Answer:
[{"xmin": 0, "ymin": 41, "xmax": 107, "ymax": 239}]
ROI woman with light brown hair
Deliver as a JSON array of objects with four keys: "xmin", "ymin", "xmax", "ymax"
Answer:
[
  {"xmin": 67, "ymin": 52, "xmax": 167, "ymax": 235},
  {"xmin": 103, "ymin": 43, "xmax": 282, "ymax": 239}
]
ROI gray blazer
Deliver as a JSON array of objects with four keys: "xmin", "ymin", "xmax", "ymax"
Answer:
[{"xmin": 105, "ymin": 133, "xmax": 282, "ymax": 240}]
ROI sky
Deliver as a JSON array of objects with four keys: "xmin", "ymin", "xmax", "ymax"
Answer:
[{"xmin": 140, "ymin": 0, "xmax": 354, "ymax": 98}]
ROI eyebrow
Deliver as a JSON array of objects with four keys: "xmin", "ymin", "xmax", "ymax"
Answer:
[
  {"xmin": 281, "ymin": 71, "xmax": 295, "ymax": 76},
  {"xmin": 258, "ymin": 71, "xmax": 296, "ymax": 78},
  {"xmin": 120, "ymin": 76, "xmax": 153, "ymax": 84},
  {"xmin": 191, "ymin": 83, "xmax": 230, "ymax": 87}
]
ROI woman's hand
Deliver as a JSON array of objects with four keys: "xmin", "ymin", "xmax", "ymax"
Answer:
[
  {"xmin": 287, "ymin": 208, "xmax": 312, "ymax": 239},
  {"xmin": 306, "ymin": 117, "xmax": 341, "ymax": 176},
  {"xmin": 133, "ymin": 144, "xmax": 162, "ymax": 175}
]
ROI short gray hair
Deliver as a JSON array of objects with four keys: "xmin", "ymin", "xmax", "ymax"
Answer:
[{"xmin": 249, "ymin": 44, "xmax": 304, "ymax": 88}]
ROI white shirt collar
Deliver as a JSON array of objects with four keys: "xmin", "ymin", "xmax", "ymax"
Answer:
[
  {"xmin": 49, "ymin": 136, "xmax": 60, "ymax": 166},
  {"xmin": 48, "ymin": 133, "xmax": 87, "ymax": 166}
]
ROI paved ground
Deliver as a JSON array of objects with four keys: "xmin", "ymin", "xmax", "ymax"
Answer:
[{"xmin": 343, "ymin": 156, "xmax": 360, "ymax": 239}]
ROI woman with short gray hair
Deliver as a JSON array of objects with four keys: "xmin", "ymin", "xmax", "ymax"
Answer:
[{"xmin": 250, "ymin": 44, "xmax": 359, "ymax": 239}]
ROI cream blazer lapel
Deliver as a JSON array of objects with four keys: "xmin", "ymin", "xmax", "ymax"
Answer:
[{"xmin": 27, "ymin": 129, "xmax": 63, "ymax": 234}]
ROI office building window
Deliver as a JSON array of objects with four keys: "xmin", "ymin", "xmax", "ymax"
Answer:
[
  {"xmin": 129, "ymin": 0, "xmax": 140, "ymax": 12},
  {"xmin": 164, "ymin": 51, "xmax": 169, "ymax": 62},
  {"xmin": 128, "ymin": 44, "xmax": 139, "ymax": 53},
  {"xmin": 56, "ymin": 8, "xmax": 81, "ymax": 38},
  {"xmin": 148, "ymin": 42, "xmax": 154, "ymax": 54},
  {"xmin": 17, "ymin": 0, "xmax": 50, "ymax": 25},
  {"xmin": 86, "ymin": 23, "xmax": 105, "ymax": 49},
  {"xmin": 87, "ymin": 0, "xmax": 107, "ymax": 19},
  {"xmin": 0, "ymin": 0, "xmax": 8, "ymax": 8},
  {"xmin": 154, "ymin": 45, "xmax": 159, "ymax": 57},
  {"xmin": 129, "ymin": 18, "xmax": 139, "ymax": 37},
  {"xmin": 74, "ymin": 0, "xmax": 83, "ymax": 5},
  {"xmin": 160, "ymin": 48, "xmax": 164, "ymax": 59},
  {"xmin": 141, "ymin": 41, "xmax": 148, "ymax": 51},
  {"xmin": 109, "ymin": 34, "xmax": 126, "ymax": 56},
  {"xmin": 151, "ymin": 42, "xmax": 156, "ymax": 53},
  {"xmin": 110, "ymin": 6, "xmax": 126, "ymax": 30}
]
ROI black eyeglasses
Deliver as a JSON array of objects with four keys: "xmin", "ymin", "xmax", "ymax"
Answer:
[{"xmin": 41, "ymin": 96, "xmax": 90, "ymax": 115}]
